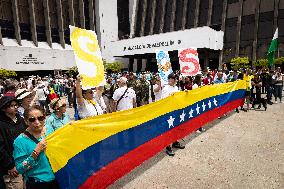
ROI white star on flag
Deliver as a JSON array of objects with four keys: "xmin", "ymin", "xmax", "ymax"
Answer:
[
  {"xmin": 196, "ymin": 104, "xmax": 200, "ymax": 114},
  {"xmin": 202, "ymin": 102, "xmax": 206, "ymax": 111},
  {"xmin": 180, "ymin": 111, "xmax": 186, "ymax": 122},
  {"xmin": 188, "ymin": 109, "xmax": 194, "ymax": 118},
  {"xmin": 208, "ymin": 100, "xmax": 212, "ymax": 109},
  {"xmin": 167, "ymin": 116, "xmax": 175, "ymax": 128},
  {"xmin": 213, "ymin": 98, "xmax": 218, "ymax": 106}
]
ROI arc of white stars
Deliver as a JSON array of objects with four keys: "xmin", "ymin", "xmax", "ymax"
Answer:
[
  {"xmin": 196, "ymin": 104, "xmax": 200, "ymax": 114},
  {"xmin": 188, "ymin": 109, "xmax": 194, "ymax": 118},
  {"xmin": 167, "ymin": 116, "xmax": 175, "ymax": 128},
  {"xmin": 180, "ymin": 111, "xmax": 186, "ymax": 122},
  {"xmin": 208, "ymin": 100, "xmax": 212, "ymax": 109},
  {"xmin": 202, "ymin": 102, "xmax": 206, "ymax": 111},
  {"xmin": 213, "ymin": 98, "xmax": 218, "ymax": 106}
]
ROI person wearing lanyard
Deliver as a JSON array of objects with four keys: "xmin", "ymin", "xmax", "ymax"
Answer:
[
  {"xmin": 45, "ymin": 98, "xmax": 71, "ymax": 131},
  {"xmin": 75, "ymin": 76, "xmax": 104, "ymax": 119},
  {"xmin": 13, "ymin": 106, "xmax": 59, "ymax": 189}
]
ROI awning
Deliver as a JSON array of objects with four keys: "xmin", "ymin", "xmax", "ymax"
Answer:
[{"xmin": 109, "ymin": 26, "xmax": 224, "ymax": 57}]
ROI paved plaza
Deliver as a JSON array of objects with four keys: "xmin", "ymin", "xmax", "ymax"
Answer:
[{"xmin": 109, "ymin": 102, "xmax": 284, "ymax": 189}]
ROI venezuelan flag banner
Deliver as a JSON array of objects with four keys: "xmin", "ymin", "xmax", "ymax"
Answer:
[{"xmin": 46, "ymin": 80, "xmax": 246, "ymax": 189}]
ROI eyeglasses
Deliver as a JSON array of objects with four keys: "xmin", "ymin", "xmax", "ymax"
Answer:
[{"xmin": 28, "ymin": 116, "xmax": 45, "ymax": 123}]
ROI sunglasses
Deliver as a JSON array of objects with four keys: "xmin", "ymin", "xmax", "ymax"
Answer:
[{"xmin": 28, "ymin": 116, "xmax": 45, "ymax": 123}]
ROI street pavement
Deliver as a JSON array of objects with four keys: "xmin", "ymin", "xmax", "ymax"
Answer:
[{"xmin": 108, "ymin": 102, "xmax": 284, "ymax": 189}]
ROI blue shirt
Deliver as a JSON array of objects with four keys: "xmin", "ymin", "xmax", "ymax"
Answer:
[
  {"xmin": 45, "ymin": 112, "xmax": 71, "ymax": 131},
  {"xmin": 13, "ymin": 125, "xmax": 55, "ymax": 182},
  {"xmin": 214, "ymin": 78, "xmax": 225, "ymax": 84}
]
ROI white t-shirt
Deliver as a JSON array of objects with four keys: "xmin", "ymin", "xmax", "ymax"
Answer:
[
  {"xmin": 94, "ymin": 94, "xmax": 107, "ymax": 112},
  {"xmin": 192, "ymin": 83, "xmax": 199, "ymax": 89},
  {"xmin": 36, "ymin": 88, "xmax": 47, "ymax": 101},
  {"xmin": 77, "ymin": 99, "xmax": 103, "ymax": 119},
  {"xmin": 161, "ymin": 85, "xmax": 179, "ymax": 99},
  {"xmin": 113, "ymin": 86, "xmax": 136, "ymax": 111},
  {"xmin": 153, "ymin": 84, "xmax": 162, "ymax": 102}
]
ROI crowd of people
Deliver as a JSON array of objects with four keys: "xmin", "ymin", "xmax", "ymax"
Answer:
[{"xmin": 0, "ymin": 66, "xmax": 283, "ymax": 188}]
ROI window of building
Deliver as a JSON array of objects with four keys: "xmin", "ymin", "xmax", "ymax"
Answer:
[
  {"xmin": 163, "ymin": 0, "xmax": 173, "ymax": 32},
  {"xmin": 153, "ymin": 0, "xmax": 163, "ymax": 34},
  {"xmin": 34, "ymin": 0, "xmax": 46, "ymax": 42},
  {"xmin": 144, "ymin": 0, "xmax": 153, "ymax": 36},
  {"xmin": 211, "ymin": 0, "xmax": 223, "ymax": 25},
  {"xmin": 18, "ymin": 0, "xmax": 32, "ymax": 40},
  {"xmin": 62, "ymin": 0, "xmax": 70, "ymax": 44},
  {"xmin": 185, "ymin": 0, "xmax": 196, "ymax": 29},
  {"xmin": 84, "ymin": 0, "xmax": 90, "ymax": 30},
  {"xmin": 0, "ymin": 0, "xmax": 15, "ymax": 39},
  {"xmin": 73, "ymin": 0, "xmax": 81, "ymax": 27},
  {"xmin": 278, "ymin": 9, "xmax": 284, "ymax": 56},
  {"xmin": 228, "ymin": 0, "xmax": 239, "ymax": 4},
  {"xmin": 198, "ymin": 0, "xmax": 209, "ymax": 27},
  {"xmin": 48, "ymin": 0, "xmax": 60, "ymax": 43},
  {"xmin": 134, "ymin": 0, "xmax": 143, "ymax": 36},
  {"xmin": 257, "ymin": 11, "xmax": 274, "ymax": 58},
  {"xmin": 118, "ymin": 0, "xmax": 130, "ymax": 38},
  {"xmin": 175, "ymin": 0, "xmax": 184, "ymax": 31},
  {"xmin": 239, "ymin": 15, "xmax": 255, "ymax": 59},
  {"xmin": 223, "ymin": 17, "xmax": 238, "ymax": 62}
]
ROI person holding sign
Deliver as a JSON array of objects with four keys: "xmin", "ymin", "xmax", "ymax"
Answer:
[{"xmin": 75, "ymin": 76, "xmax": 104, "ymax": 119}]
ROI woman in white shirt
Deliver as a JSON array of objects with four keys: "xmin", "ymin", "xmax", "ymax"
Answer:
[{"xmin": 75, "ymin": 76, "xmax": 104, "ymax": 119}]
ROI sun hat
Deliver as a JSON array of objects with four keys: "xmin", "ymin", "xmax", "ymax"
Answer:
[
  {"xmin": 50, "ymin": 98, "xmax": 66, "ymax": 110},
  {"xmin": 15, "ymin": 89, "xmax": 33, "ymax": 100},
  {"xmin": 0, "ymin": 96, "xmax": 17, "ymax": 110}
]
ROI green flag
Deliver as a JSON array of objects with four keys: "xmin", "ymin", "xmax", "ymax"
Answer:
[{"xmin": 267, "ymin": 28, "xmax": 278, "ymax": 67}]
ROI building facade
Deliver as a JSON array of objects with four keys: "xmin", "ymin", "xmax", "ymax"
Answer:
[{"xmin": 0, "ymin": 0, "xmax": 283, "ymax": 72}]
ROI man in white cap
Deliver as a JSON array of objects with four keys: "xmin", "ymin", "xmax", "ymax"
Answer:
[{"xmin": 113, "ymin": 77, "xmax": 136, "ymax": 112}]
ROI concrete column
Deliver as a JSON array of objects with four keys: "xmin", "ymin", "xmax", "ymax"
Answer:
[
  {"xmin": 137, "ymin": 59, "xmax": 142, "ymax": 72},
  {"xmin": 11, "ymin": 0, "xmax": 21, "ymax": 45},
  {"xmin": 141, "ymin": 59, "xmax": 147, "ymax": 71},
  {"xmin": 194, "ymin": 0, "xmax": 200, "ymax": 27},
  {"xmin": 169, "ymin": 0, "xmax": 177, "ymax": 32},
  {"xmin": 139, "ymin": 0, "xmax": 148, "ymax": 36},
  {"xmin": 43, "ymin": 0, "xmax": 52, "ymax": 47},
  {"xmin": 0, "ymin": 26, "xmax": 3, "ymax": 45},
  {"xmin": 133, "ymin": 58, "xmax": 138, "ymax": 72},
  {"xmin": 89, "ymin": 0, "xmax": 95, "ymax": 31},
  {"xmin": 28, "ymin": 0, "xmax": 38, "ymax": 46},
  {"xmin": 79, "ymin": 0, "xmax": 85, "ymax": 28},
  {"xmin": 181, "ymin": 0, "xmax": 188, "ymax": 30},
  {"xmin": 130, "ymin": 0, "xmax": 139, "ymax": 38},
  {"xmin": 219, "ymin": 0, "xmax": 228, "ymax": 68},
  {"xmin": 235, "ymin": 0, "xmax": 244, "ymax": 57},
  {"xmin": 207, "ymin": 0, "xmax": 213, "ymax": 26},
  {"xmin": 159, "ymin": 0, "xmax": 167, "ymax": 33},
  {"xmin": 149, "ymin": 0, "xmax": 156, "ymax": 35},
  {"xmin": 129, "ymin": 57, "xmax": 134, "ymax": 72},
  {"xmin": 253, "ymin": 0, "xmax": 261, "ymax": 61},
  {"xmin": 68, "ymin": 0, "xmax": 75, "ymax": 26},
  {"xmin": 56, "ymin": 0, "xmax": 65, "ymax": 48}
]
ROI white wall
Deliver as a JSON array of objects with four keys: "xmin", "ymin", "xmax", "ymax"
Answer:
[{"xmin": 96, "ymin": 0, "xmax": 119, "ymax": 62}]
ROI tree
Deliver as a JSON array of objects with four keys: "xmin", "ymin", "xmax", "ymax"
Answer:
[
  {"xmin": 66, "ymin": 66, "xmax": 79, "ymax": 77},
  {"xmin": 0, "ymin": 69, "xmax": 17, "ymax": 78},
  {"xmin": 230, "ymin": 57, "xmax": 250, "ymax": 70},
  {"xmin": 252, "ymin": 59, "xmax": 268, "ymax": 68},
  {"xmin": 104, "ymin": 61, "xmax": 123, "ymax": 73},
  {"xmin": 274, "ymin": 57, "xmax": 284, "ymax": 65}
]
